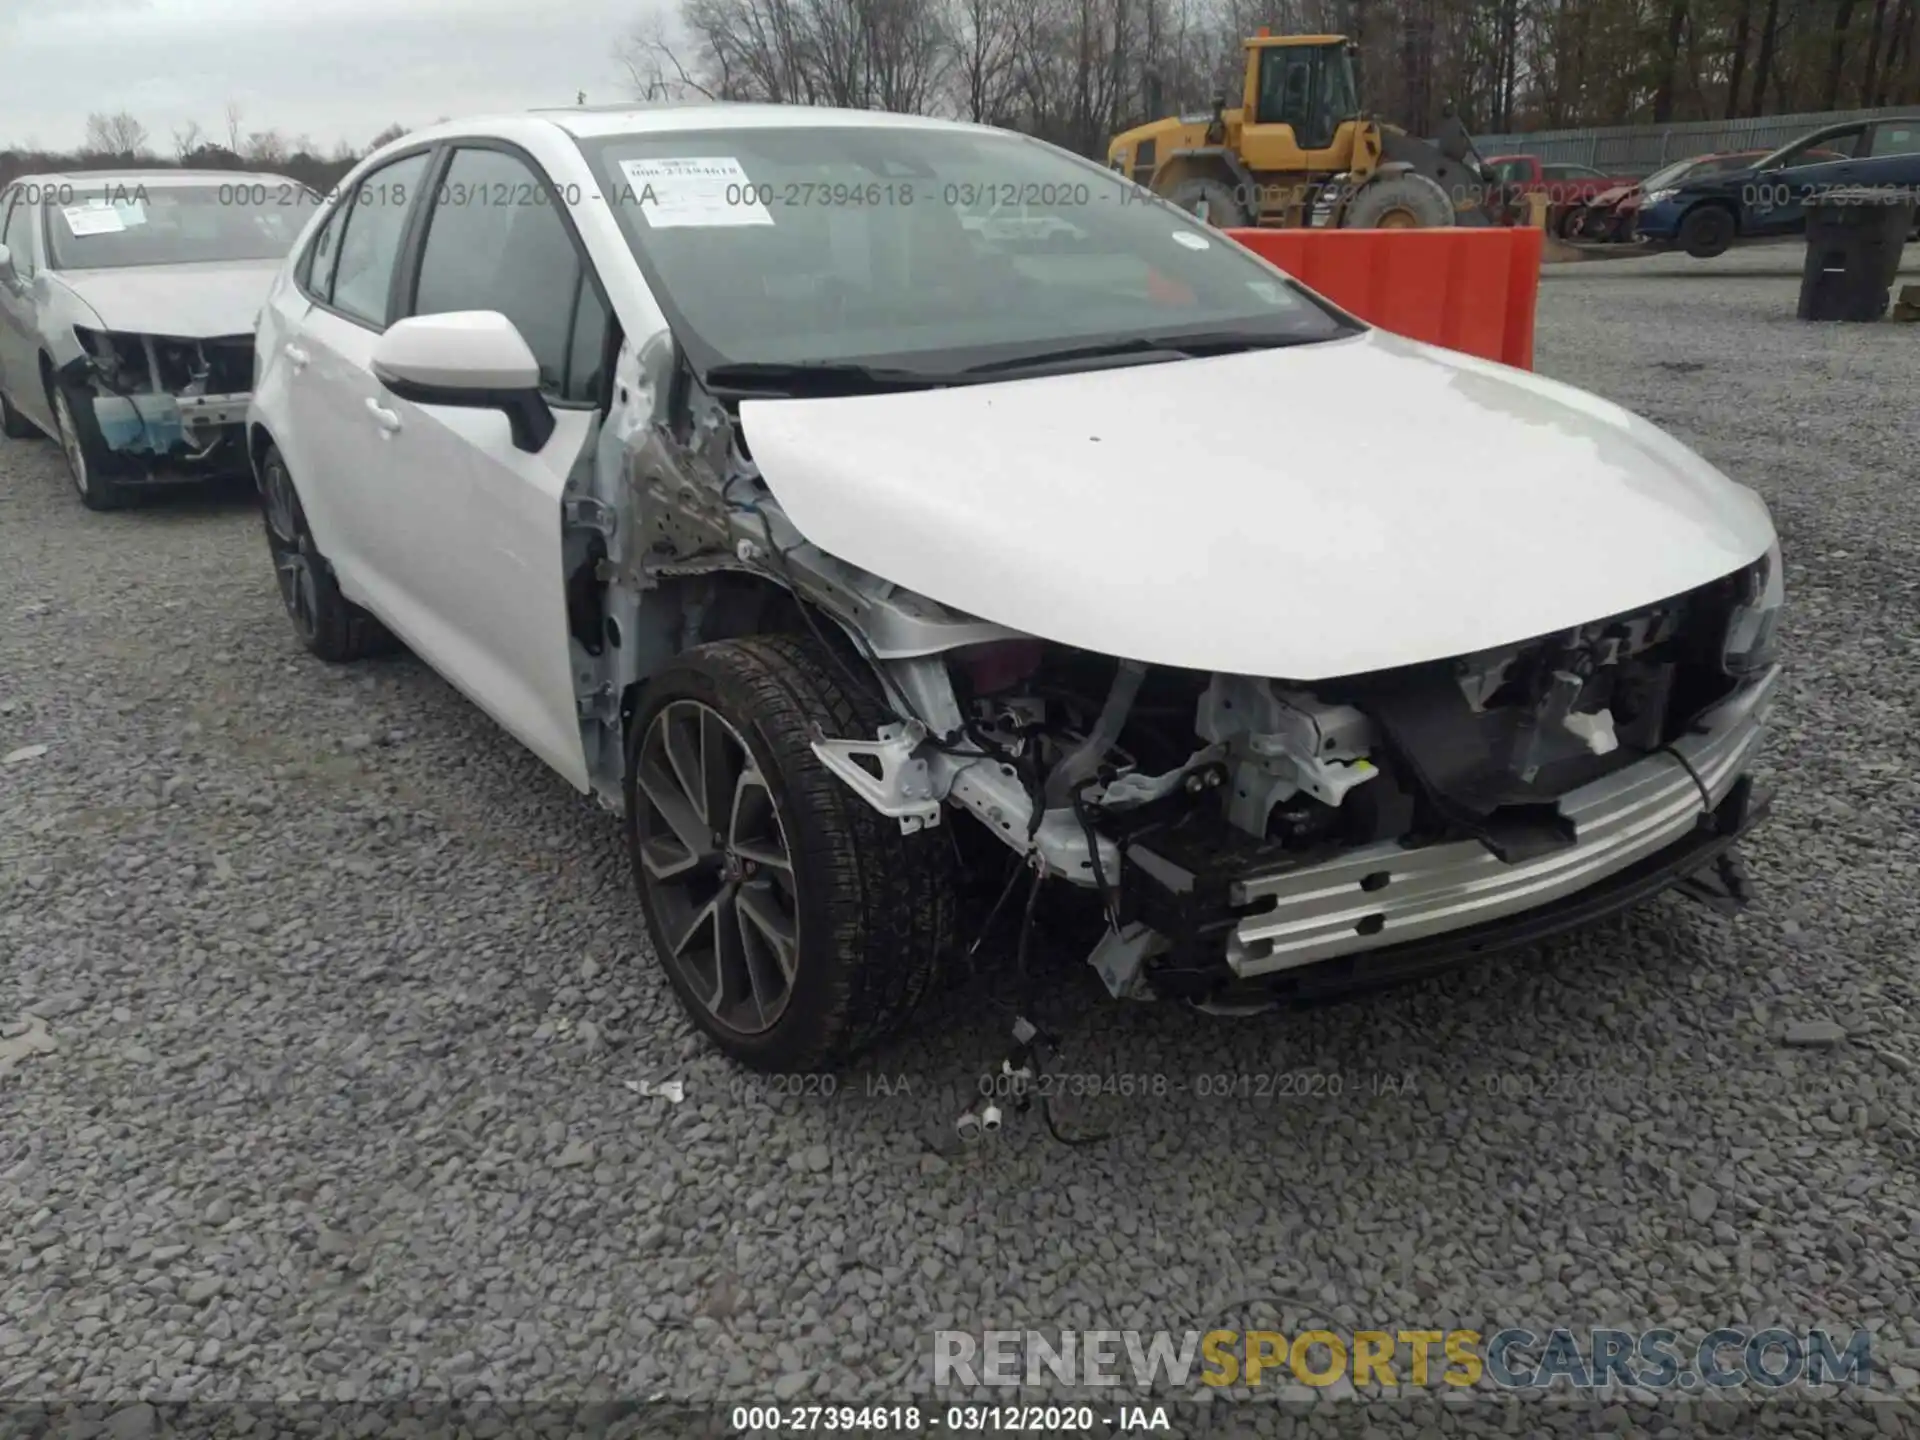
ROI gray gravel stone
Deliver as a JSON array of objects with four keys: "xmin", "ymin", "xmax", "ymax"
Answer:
[{"xmin": 1784, "ymin": 1019, "xmax": 1849, "ymax": 1047}]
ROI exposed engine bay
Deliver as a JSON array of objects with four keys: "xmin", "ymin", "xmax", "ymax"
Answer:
[
  {"xmin": 560, "ymin": 335, "xmax": 1781, "ymax": 1014},
  {"xmin": 62, "ymin": 328, "xmax": 253, "ymax": 467}
]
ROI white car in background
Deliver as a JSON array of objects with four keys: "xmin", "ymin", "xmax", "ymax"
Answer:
[
  {"xmin": 0, "ymin": 170, "xmax": 316, "ymax": 509},
  {"xmin": 245, "ymin": 106, "xmax": 1783, "ymax": 1073}
]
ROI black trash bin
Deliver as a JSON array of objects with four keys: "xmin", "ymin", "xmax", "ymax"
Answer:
[{"xmin": 1798, "ymin": 188, "xmax": 1916, "ymax": 322}]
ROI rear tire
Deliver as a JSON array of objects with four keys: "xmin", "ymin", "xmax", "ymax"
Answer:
[
  {"xmin": 1164, "ymin": 176, "xmax": 1250, "ymax": 229},
  {"xmin": 1679, "ymin": 204, "xmax": 1735, "ymax": 259},
  {"xmin": 626, "ymin": 635, "xmax": 954, "ymax": 1072},
  {"xmin": 257, "ymin": 442, "xmax": 397, "ymax": 663},
  {"xmin": 1341, "ymin": 173, "xmax": 1454, "ymax": 229}
]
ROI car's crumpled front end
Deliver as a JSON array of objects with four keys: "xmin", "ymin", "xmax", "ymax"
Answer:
[
  {"xmin": 564, "ymin": 319, "xmax": 1783, "ymax": 1012},
  {"xmin": 60, "ymin": 326, "xmax": 254, "ymax": 470},
  {"xmin": 793, "ymin": 561, "xmax": 1780, "ymax": 1007}
]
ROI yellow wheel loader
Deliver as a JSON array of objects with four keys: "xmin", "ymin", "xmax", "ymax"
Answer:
[{"xmin": 1108, "ymin": 33, "xmax": 1506, "ymax": 230}]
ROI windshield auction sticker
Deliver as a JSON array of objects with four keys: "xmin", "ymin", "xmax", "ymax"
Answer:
[
  {"xmin": 618, "ymin": 157, "xmax": 773, "ymax": 228},
  {"xmin": 61, "ymin": 204, "xmax": 125, "ymax": 236}
]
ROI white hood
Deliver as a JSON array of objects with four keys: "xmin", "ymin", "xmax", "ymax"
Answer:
[
  {"xmin": 54, "ymin": 259, "xmax": 280, "ymax": 338},
  {"xmin": 739, "ymin": 330, "xmax": 1776, "ymax": 680}
]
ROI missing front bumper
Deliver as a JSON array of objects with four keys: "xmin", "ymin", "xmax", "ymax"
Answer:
[
  {"xmin": 92, "ymin": 391, "xmax": 249, "ymax": 459},
  {"xmin": 1114, "ymin": 666, "xmax": 1778, "ymax": 1000},
  {"xmin": 1184, "ymin": 777, "xmax": 1769, "ymax": 1005}
]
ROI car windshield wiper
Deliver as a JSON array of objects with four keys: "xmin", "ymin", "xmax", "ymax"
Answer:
[
  {"xmin": 957, "ymin": 330, "xmax": 1325, "ymax": 376},
  {"xmin": 702, "ymin": 360, "xmax": 942, "ymax": 396}
]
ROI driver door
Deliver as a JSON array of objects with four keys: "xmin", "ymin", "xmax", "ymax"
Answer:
[
  {"xmin": 361, "ymin": 141, "xmax": 613, "ymax": 793},
  {"xmin": 1749, "ymin": 126, "xmax": 1865, "ymax": 235},
  {"xmin": 0, "ymin": 189, "xmax": 51, "ymax": 434}
]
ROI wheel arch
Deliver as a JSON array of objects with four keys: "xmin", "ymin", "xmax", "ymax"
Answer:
[{"xmin": 612, "ymin": 569, "xmax": 884, "ymax": 753}]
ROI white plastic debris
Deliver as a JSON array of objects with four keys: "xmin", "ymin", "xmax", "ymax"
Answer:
[
  {"xmin": 3, "ymin": 744, "xmax": 50, "ymax": 765},
  {"xmin": 0, "ymin": 1015, "xmax": 56, "ymax": 1079},
  {"xmin": 624, "ymin": 1078, "xmax": 686, "ymax": 1103}
]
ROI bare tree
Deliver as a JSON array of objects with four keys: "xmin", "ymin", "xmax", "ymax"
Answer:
[
  {"xmin": 81, "ymin": 111, "xmax": 150, "ymax": 157},
  {"xmin": 225, "ymin": 100, "xmax": 245, "ymax": 153},
  {"xmin": 244, "ymin": 130, "xmax": 290, "ymax": 165},
  {"xmin": 367, "ymin": 123, "xmax": 409, "ymax": 149},
  {"xmin": 172, "ymin": 120, "xmax": 205, "ymax": 160},
  {"xmin": 620, "ymin": 11, "xmax": 723, "ymax": 97}
]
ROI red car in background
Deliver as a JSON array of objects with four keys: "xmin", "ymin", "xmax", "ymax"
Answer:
[
  {"xmin": 1566, "ymin": 148, "xmax": 1845, "ymax": 242},
  {"xmin": 1485, "ymin": 155, "xmax": 1642, "ymax": 235}
]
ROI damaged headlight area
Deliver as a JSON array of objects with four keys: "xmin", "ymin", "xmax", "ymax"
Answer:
[
  {"xmin": 64, "ymin": 326, "xmax": 253, "ymax": 464},
  {"xmin": 1721, "ymin": 540, "xmax": 1784, "ymax": 678}
]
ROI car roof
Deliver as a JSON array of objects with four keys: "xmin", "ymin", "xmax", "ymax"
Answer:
[
  {"xmin": 424, "ymin": 102, "xmax": 995, "ymax": 144},
  {"xmin": 8, "ymin": 169, "xmax": 300, "ymax": 190}
]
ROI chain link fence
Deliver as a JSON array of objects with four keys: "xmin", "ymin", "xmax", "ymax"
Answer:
[{"xmin": 1472, "ymin": 106, "xmax": 1917, "ymax": 175}]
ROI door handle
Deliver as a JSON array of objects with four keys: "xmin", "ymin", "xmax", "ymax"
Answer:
[
  {"xmin": 365, "ymin": 398, "xmax": 402, "ymax": 433},
  {"xmin": 283, "ymin": 343, "xmax": 309, "ymax": 369}
]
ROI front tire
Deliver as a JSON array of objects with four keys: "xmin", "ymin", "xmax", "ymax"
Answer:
[
  {"xmin": 1679, "ymin": 204, "xmax": 1736, "ymax": 258},
  {"xmin": 1164, "ymin": 176, "xmax": 1250, "ymax": 229},
  {"xmin": 257, "ymin": 442, "xmax": 396, "ymax": 663},
  {"xmin": 50, "ymin": 378, "xmax": 137, "ymax": 511},
  {"xmin": 626, "ymin": 635, "xmax": 954, "ymax": 1072}
]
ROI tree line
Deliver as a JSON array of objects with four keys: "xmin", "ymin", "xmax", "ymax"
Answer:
[
  {"xmin": 621, "ymin": 0, "xmax": 1920, "ymax": 155},
  {"xmin": 0, "ymin": 108, "xmax": 415, "ymax": 193}
]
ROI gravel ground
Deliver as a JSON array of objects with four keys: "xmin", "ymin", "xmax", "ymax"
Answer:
[{"xmin": 5, "ymin": 253, "xmax": 1920, "ymax": 1437}]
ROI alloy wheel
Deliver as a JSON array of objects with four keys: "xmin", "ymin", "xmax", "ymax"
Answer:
[
  {"xmin": 262, "ymin": 458, "xmax": 319, "ymax": 643},
  {"xmin": 634, "ymin": 699, "xmax": 800, "ymax": 1036}
]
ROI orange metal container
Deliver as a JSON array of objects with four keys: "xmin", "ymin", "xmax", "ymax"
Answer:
[{"xmin": 1226, "ymin": 226, "xmax": 1542, "ymax": 370}]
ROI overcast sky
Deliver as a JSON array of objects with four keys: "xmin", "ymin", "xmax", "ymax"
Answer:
[{"xmin": 0, "ymin": 0, "xmax": 670, "ymax": 154}]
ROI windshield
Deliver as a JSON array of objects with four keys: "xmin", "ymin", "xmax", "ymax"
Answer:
[
  {"xmin": 47, "ymin": 181, "xmax": 318, "ymax": 269},
  {"xmin": 1640, "ymin": 158, "xmax": 1700, "ymax": 190},
  {"xmin": 580, "ymin": 125, "xmax": 1356, "ymax": 375}
]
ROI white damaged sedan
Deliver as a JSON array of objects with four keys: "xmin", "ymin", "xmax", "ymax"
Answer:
[
  {"xmin": 0, "ymin": 170, "xmax": 317, "ymax": 509},
  {"xmin": 247, "ymin": 105, "xmax": 1783, "ymax": 1071}
]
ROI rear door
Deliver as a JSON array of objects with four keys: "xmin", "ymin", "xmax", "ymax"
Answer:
[
  {"xmin": 280, "ymin": 149, "xmax": 434, "ymax": 598},
  {"xmin": 362, "ymin": 140, "xmax": 613, "ymax": 791},
  {"xmin": 1859, "ymin": 119, "xmax": 1920, "ymax": 194}
]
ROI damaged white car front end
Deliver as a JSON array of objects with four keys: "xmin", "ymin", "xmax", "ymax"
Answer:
[
  {"xmin": 553, "ymin": 323, "xmax": 1779, "ymax": 1032},
  {"xmin": 0, "ymin": 171, "xmax": 312, "ymax": 509}
]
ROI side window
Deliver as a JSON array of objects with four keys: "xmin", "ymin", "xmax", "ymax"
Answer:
[
  {"xmin": 0, "ymin": 192, "xmax": 36, "ymax": 278},
  {"xmin": 410, "ymin": 146, "xmax": 604, "ymax": 402},
  {"xmin": 1870, "ymin": 124, "xmax": 1920, "ymax": 156},
  {"xmin": 1256, "ymin": 52, "xmax": 1313, "ymax": 129},
  {"xmin": 329, "ymin": 151, "xmax": 429, "ymax": 327},
  {"xmin": 564, "ymin": 274, "xmax": 611, "ymax": 405},
  {"xmin": 298, "ymin": 200, "xmax": 348, "ymax": 299}
]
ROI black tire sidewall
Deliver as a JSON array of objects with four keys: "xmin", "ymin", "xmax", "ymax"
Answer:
[
  {"xmin": 52, "ymin": 377, "xmax": 139, "ymax": 509},
  {"xmin": 1167, "ymin": 177, "xmax": 1248, "ymax": 229},
  {"xmin": 1681, "ymin": 205, "xmax": 1733, "ymax": 257},
  {"xmin": 260, "ymin": 443, "xmax": 384, "ymax": 662},
  {"xmin": 626, "ymin": 651, "xmax": 876, "ymax": 1072}
]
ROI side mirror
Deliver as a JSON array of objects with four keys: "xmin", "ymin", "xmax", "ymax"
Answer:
[{"xmin": 371, "ymin": 311, "xmax": 554, "ymax": 453}]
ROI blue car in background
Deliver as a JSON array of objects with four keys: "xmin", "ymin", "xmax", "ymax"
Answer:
[{"xmin": 1637, "ymin": 115, "xmax": 1920, "ymax": 257}]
